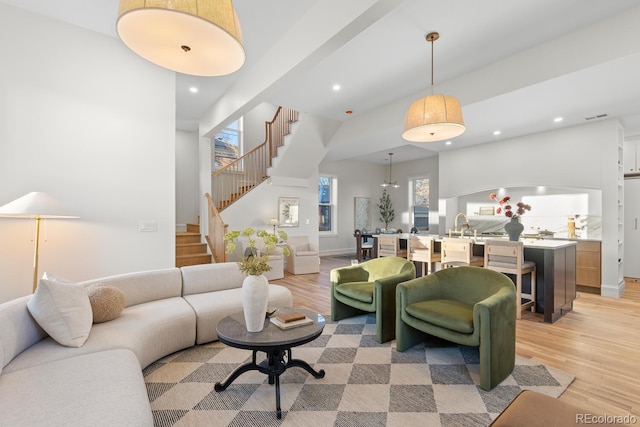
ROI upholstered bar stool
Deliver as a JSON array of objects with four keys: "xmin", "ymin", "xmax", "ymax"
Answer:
[
  {"xmin": 484, "ymin": 239, "xmax": 536, "ymax": 319},
  {"xmin": 407, "ymin": 235, "xmax": 441, "ymax": 276},
  {"xmin": 441, "ymin": 238, "xmax": 484, "ymax": 269},
  {"xmin": 355, "ymin": 229, "xmax": 373, "ymax": 261}
]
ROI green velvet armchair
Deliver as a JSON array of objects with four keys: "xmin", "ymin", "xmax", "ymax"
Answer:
[
  {"xmin": 331, "ymin": 256, "xmax": 416, "ymax": 343},
  {"xmin": 396, "ymin": 266, "xmax": 516, "ymax": 390}
]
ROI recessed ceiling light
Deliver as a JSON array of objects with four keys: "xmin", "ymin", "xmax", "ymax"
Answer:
[
  {"xmin": 189, "ymin": 86, "xmax": 198, "ymax": 93},
  {"xmin": 332, "ymin": 84, "xmax": 341, "ymax": 91},
  {"xmin": 554, "ymin": 117, "xmax": 563, "ymax": 123},
  {"xmin": 493, "ymin": 130, "xmax": 501, "ymax": 136},
  {"xmin": 445, "ymin": 141, "xmax": 452, "ymax": 145}
]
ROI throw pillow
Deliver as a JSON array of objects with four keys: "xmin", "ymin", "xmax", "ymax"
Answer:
[
  {"xmin": 86, "ymin": 284, "xmax": 126, "ymax": 323},
  {"xmin": 27, "ymin": 278, "xmax": 93, "ymax": 348}
]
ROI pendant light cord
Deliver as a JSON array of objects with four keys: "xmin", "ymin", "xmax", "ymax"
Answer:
[{"xmin": 426, "ymin": 32, "xmax": 439, "ymax": 96}]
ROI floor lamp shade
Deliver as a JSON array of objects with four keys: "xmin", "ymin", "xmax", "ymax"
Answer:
[
  {"xmin": 402, "ymin": 94, "xmax": 465, "ymax": 142},
  {"xmin": 0, "ymin": 192, "xmax": 79, "ymax": 293},
  {"xmin": 117, "ymin": 0, "xmax": 245, "ymax": 76}
]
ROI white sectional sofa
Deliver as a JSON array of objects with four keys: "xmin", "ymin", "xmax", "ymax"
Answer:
[{"xmin": 0, "ymin": 262, "xmax": 293, "ymax": 427}]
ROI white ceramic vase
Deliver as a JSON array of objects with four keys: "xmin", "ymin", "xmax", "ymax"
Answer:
[{"xmin": 242, "ymin": 274, "xmax": 269, "ymax": 332}]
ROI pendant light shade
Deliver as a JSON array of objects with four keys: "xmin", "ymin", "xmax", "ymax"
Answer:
[
  {"xmin": 402, "ymin": 32, "xmax": 465, "ymax": 142},
  {"xmin": 117, "ymin": 0, "xmax": 245, "ymax": 77}
]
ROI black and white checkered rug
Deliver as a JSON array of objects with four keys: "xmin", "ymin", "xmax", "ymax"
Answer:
[{"xmin": 144, "ymin": 314, "xmax": 574, "ymax": 427}]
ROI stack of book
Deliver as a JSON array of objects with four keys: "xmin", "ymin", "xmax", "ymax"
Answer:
[{"xmin": 270, "ymin": 311, "xmax": 313, "ymax": 330}]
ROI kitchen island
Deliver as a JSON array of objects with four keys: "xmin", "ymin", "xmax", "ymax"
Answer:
[
  {"xmin": 520, "ymin": 239, "xmax": 577, "ymax": 323},
  {"xmin": 365, "ymin": 234, "xmax": 577, "ymax": 323}
]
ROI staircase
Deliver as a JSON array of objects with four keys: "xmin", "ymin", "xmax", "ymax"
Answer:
[
  {"xmin": 176, "ymin": 223, "xmax": 212, "ymax": 267},
  {"xmin": 211, "ymin": 107, "xmax": 298, "ymax": 212}
]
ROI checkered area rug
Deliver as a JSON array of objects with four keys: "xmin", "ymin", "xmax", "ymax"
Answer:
[{"xmin": 143, "ymin": 314, "xmax": 574, "ymax": 427}]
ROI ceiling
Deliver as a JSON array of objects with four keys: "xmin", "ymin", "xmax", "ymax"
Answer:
[{"xmin": 3, "ymin": 0, "xmax": 640, "ymax": 165}]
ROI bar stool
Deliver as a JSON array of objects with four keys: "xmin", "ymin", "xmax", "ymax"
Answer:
[
  {"xmin": 377, "ymin": 233, "xmax": 407, "ymax": 258},
  {"xmin": 483, "ymin": 239, "xmax": 536, "ymax": 319},
  {"xmin": 407, "ymin": 235, "xmax": 441, "ymax": 276},
  {"xmin": 441, "ymin": 238, "xmax": 484, "ymax": 268}
]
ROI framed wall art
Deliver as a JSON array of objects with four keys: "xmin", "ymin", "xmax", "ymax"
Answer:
[
  {"xmin": 278, "ymin": 197, "xmax": 299, "ymax": 227},
  {"xmin": 354, "ymin": 197, "xmax": 372, "ymax": 231}
]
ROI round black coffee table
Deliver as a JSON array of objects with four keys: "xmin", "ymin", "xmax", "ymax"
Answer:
[{"xmin": 214, "ymin": 308, "xmax": 325, "ymax": 419}]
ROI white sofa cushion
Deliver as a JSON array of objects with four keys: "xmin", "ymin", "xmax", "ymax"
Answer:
[
  {"xmin": 78, "ymin": 268, "xmax": 183, "ymax": 307},
  {"xmin": 181, "ymin": 262, "xmax": 247, "ymax": 295},
  {"xmin": 183, "ymin": 284, "xmax": 293, "ymax": 344},
  {"xmin": 4, "ymin": 297, "xmax": 196, "ymax": 373},
  {"xmin": 0, "ymin": 296, "xmax": 48, "ymax": 371},
  {"xmin": 27, "ymin": 278, "xmax": 92, "ymax": 348},
  {"xmin": 0, "ymin": 349, "xmax": 153, "ymax": 427}
]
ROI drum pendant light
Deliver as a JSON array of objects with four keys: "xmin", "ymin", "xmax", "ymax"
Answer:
[
  {"xmin": 117, "ymin": 0, "xmax": 245, "ymax": 76},
  {"xmin": 402, "ymin": 32, "xmax": 465, "ymax": 142}
]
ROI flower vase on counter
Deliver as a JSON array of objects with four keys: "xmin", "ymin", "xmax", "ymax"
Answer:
[
  {"xmin": 504, "ymin": 217, "xmax": 524, "ymax": 241},
  {"xmin": 489, "ymin": 192, "xmax": 531, "ymax": 241}
]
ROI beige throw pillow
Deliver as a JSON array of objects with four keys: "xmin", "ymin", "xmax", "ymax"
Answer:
[
  {"xmin": 27, "ymin": 278, "xmax": 93, "ymax": 347},
  {"xmin": 86, "ymin": 284, "xmax": 126, "ymax": 323}
]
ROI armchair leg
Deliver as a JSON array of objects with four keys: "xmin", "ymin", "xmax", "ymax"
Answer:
[
  {"xmin": 395, "ymin": 316, "xmax": 427, "ymax": 352},
  {"xmin": 331, "ymin": 297, "xmax": 367, "ymax": 322}
]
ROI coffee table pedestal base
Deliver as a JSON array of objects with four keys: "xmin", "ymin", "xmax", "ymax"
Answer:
[{"xmin": 215, "ymin": 348, "xmax": 325, "ymax": 419}]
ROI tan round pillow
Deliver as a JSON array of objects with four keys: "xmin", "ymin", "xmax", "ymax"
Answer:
[{"xmin": 86, "ymin": 284, "xmax": 126, "ymax": 323}]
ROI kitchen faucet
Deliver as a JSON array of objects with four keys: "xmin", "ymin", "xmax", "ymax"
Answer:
[{"xmin": 448, "ymin": 212, "xmax": 476, "ymax": 238}]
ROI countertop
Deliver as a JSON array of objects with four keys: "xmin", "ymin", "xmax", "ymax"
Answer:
[{"xmin": 386, "ymin": 233, "xmax": 579, "ymax": 249}]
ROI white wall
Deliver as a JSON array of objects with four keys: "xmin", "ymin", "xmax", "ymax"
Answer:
[
  {"xmin": 0, "ymin": 5, "xmax": 176, "ymax": 302},
  {"xmin": 440, "ymin": 119, "xmax": 623, "ymax": 296},
  {"xmin": 319, "ymin": 156, "xmax": 440, "ymax": 255},
  {"xmin": 176, "ymin": 130, "xmax": 199, "ymax": 225}
]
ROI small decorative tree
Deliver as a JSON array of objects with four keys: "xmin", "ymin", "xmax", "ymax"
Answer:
[{"xmin": 377, "ymin": 189, "xmax": 395, "ymax": 230}]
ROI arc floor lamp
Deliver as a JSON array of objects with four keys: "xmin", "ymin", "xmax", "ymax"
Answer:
[{"xmin": 0, "ymin": 192, "xmax": 79, "ymax": 292}]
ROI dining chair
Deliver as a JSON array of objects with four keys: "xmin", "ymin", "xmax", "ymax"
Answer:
[
  {"xmin": 377, "ymin": 233, "xmax": 407, "ymax": 258},
  {"xmin": 407, "ymin": 235, "xmax": 441, "ymax": 276},
  {"xmin": 354, "ymin": 229, "xmax": 373, "ymax": 261},
  {"xmin": 484, "ymin": 239, "xmax": 536, "ymax": 319},
  {"xmin": 440, "ymin": 237, "xmax": 484, "ymax": 268}
]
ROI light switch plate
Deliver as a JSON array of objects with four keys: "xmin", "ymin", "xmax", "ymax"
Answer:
[{"xmin": 139, "ymin": 220, "xmax": 157, "ymax": 232}]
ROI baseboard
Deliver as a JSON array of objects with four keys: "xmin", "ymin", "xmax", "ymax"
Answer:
[
  {"xmin": 600, "ymin": 279, "xmax": 625, "ymax": 298},
  {"xmin": 319, "ymin": 248, "xmax": 355, "ymax": 257}
]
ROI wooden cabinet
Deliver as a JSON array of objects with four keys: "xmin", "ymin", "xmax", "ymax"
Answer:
[
  {"xmin": 524, "ymin": 242, "xmax": 577, "ymax": 323},
  {"xmin": 576, "ymin": 240, "xmax": 601, "ymax": 289}
]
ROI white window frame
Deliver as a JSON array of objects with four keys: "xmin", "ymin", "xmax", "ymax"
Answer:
[
  {"xmin": 410, "ymin": 176, "xmax": 430, "ymax": 231},
  {"xmin": 319, "ymin": 175, "xmax": 337, "ymax": 234},
  {"xmin": 212, "ymin": 118, "xmax": 243, "ymax": 171}
]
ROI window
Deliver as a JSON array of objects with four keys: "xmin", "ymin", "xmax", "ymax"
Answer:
[
  {"xmin": 213, "ymin": 118, "xmax": 242, "ymax": 170},
  {"xmin": 319, "ymin": 175, "xmax": 336, "ymax": 232},
  {"xmin": 412, "ymin": 177, "xmax": 430, "ymax": 230}
]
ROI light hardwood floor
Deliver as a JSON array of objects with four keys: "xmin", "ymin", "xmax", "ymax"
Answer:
[{"xmin": 272, "ymin": 256, "xmax": 640, "ymax": 419}]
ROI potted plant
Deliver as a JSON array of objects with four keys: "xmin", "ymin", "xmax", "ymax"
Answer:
[
  {"xmin": 224, "ymin": 228, "xmax": 289, "ymax": 331},
  {"xmin": 377, "ymin": 189, "xmax": 395, "ymax": 231}
]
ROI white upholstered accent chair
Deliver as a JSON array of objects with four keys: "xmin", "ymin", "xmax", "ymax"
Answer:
[
  {"xmin": 407, "ymin": 235, "xmax": 441, "ymax": 276},
  {"xmin": 377, "ymin": 233, "xmax": 407, "ymax": 258},
  {"xmin": 484, "ymin": 239, "xmax": 536, "ymax": 319},
  {"xmin": 239, "ymin": 236, "xmax": 285, "ymax": 280},
  {"xmin": 441, "ymin": 237, "xmax": 484, "ymax": 269},
  {"xmin": 286, "ymin": 236, "xmax": 320, "ymax": 275}
]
